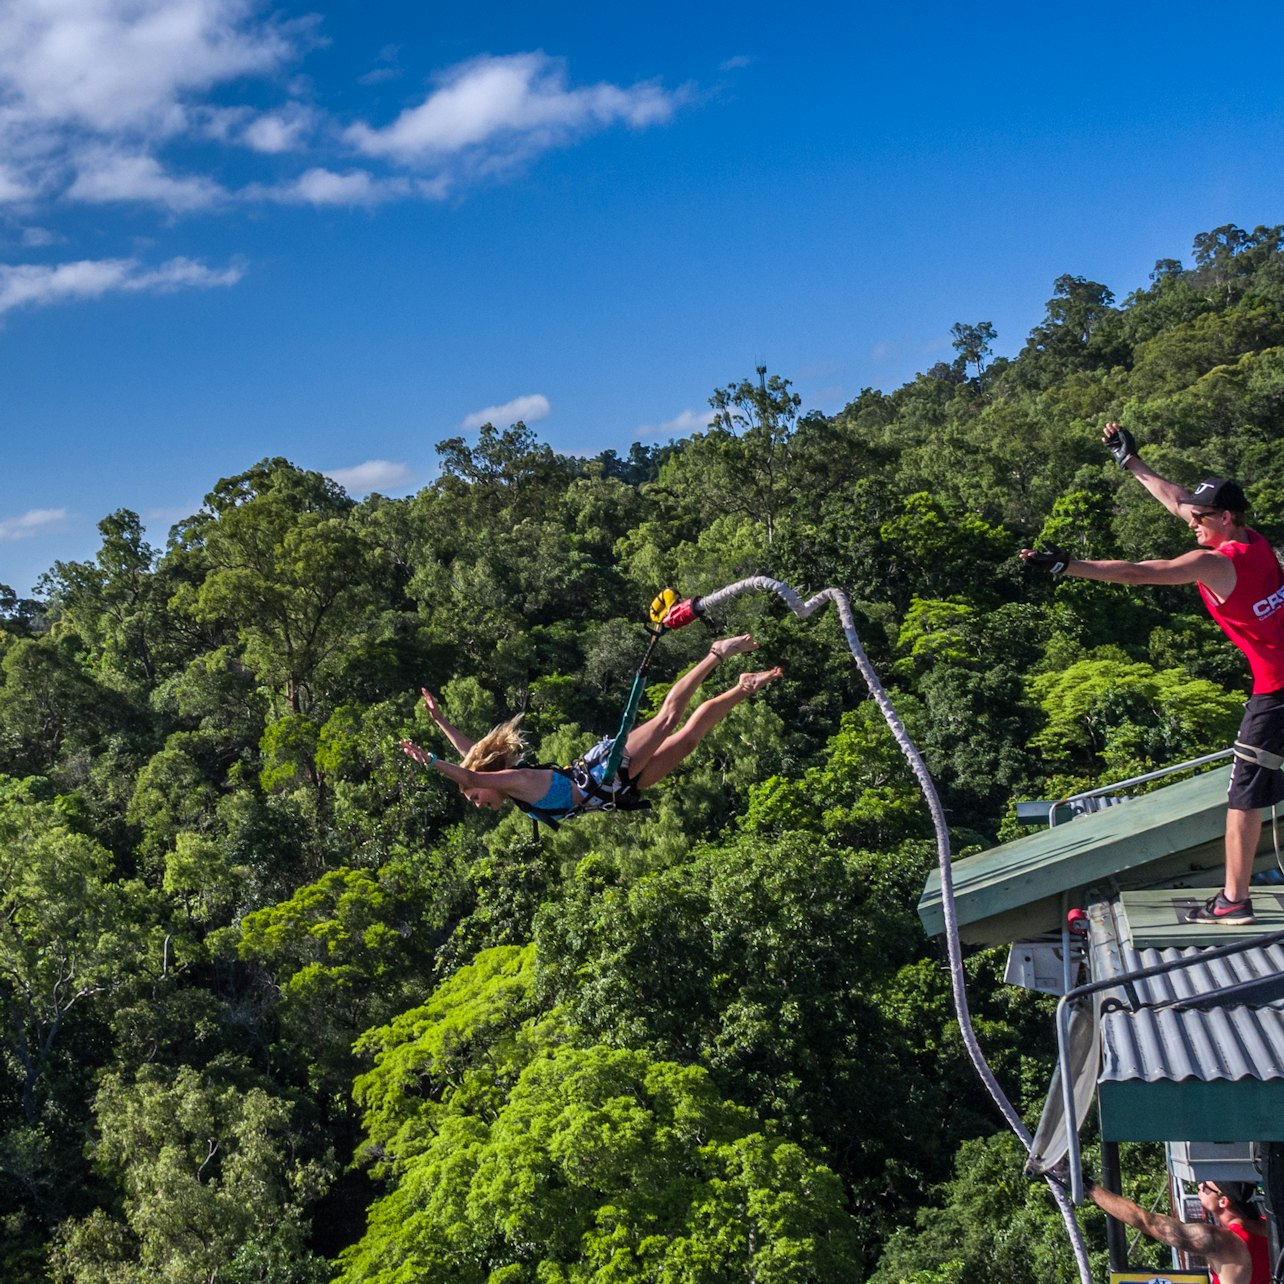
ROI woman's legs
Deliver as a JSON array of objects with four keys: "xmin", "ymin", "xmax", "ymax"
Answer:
[
  {"xmin": 633, "ymin": 667, "xmax": 783, "ymax": 791},
  {"xmin": 623, "ymin": 635, "xmax": 757, "ymax": 773}
]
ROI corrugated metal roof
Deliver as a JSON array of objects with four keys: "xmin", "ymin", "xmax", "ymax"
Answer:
[
  {"xmin": 1086, "ymin": 898, "xmax": 1284, "ymax": 1141},
  {"xmin": 1091, "ymin": 899, "xmax": 1284, "ymax": 1082}
]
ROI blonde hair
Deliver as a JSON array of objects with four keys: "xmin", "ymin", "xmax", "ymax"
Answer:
[{"xmin": 461, "ymin": 714, "xmax": 526, "ymax": 773}]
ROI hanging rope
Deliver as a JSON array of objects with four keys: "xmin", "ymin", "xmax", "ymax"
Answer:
[
  {"xmin": 600, "ymin": 623, "xmax": 666, "ymax": 783},
  {"xmin": 661, "ymin": 576, "xmax": 1095, "ymax": 1283}
]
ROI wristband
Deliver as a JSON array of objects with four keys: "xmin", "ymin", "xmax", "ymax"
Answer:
[{"xmin": 424, "ymin": 751, "xmax": 437, "ymax": 766}]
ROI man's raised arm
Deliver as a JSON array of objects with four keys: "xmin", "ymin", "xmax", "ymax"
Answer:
[{"xmin": 1104, "ymin": 421, "xmax": 1194, "ymax": 519}]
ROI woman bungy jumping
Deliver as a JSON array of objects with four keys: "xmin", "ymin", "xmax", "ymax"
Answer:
[{"xmin": 400, "ymin": 635, "xmax": 782, "ymax": 828}]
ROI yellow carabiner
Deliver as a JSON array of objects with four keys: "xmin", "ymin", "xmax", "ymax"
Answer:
[{"xmin": 649, "ymin": 588, "xmax": 680, "ymax": 625}]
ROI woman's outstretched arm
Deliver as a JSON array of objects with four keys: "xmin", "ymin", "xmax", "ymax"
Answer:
[
  {"xmin": 419, "ymin": 687, "xmax": 474, "ymax": 756},
  {"xmin": 400, "ymin": 739, "xmax": 554, "ymax": 805}
]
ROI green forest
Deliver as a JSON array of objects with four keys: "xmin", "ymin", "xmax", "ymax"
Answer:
[{"xmin": 4, "ymin": 222, "xmax": 1284, "ymax": 1283}]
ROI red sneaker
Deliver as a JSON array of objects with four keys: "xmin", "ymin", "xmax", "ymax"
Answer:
[{"xmin": 1183, "ymin": 892, "xmax": 1256, "ymax": 926}]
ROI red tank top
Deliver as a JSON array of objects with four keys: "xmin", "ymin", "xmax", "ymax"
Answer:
[
  {"xmin": 1197, "ymin": 529, "xmax": 1284, "ymax": 693},
  {"xmin": 1210, "ymin": 1217, "xmax": 1271, "ymax": 1284}
]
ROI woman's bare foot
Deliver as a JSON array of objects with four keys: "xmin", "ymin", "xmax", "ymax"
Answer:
[
  {"xmin": 711, "ymin": 633, "xmax": 758, "ymax": 660},
  {"xmin": 738, "ymin": 666, "xmax": 782, "ymax": 693}
]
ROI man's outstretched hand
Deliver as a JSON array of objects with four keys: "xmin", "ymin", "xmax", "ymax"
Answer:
[
  {"xmin": 1103, "ymin": 421, "xmax": 1138, "ymax": 469},
  {"xmin": 1020, "ymin": 545, "xmax": 1070, "ymax": 577}
]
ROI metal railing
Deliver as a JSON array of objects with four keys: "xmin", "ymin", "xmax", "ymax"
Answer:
[{"xmin": 1016, "ymin": 749, "xmax": 1235, "ymax": 829}]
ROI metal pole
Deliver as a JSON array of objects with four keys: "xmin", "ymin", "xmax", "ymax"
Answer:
[{"xmin": 1098, "ymin": 1138, "xmax": 1128, "ymax": 1273}]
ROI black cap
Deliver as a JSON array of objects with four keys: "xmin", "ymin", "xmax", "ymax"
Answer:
[
  {"xmin": 1187, "ymin": 477, "xmax": 1248, "ymax": 512},
  {"xmin": 1218, "ymin": 1180, "xmax": 1258, "ymax": 1209}
]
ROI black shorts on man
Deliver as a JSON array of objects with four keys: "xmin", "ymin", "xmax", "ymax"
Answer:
[{"xmin": 1228, "ymin": 688, "xmax": 1284, "ymax": 810}]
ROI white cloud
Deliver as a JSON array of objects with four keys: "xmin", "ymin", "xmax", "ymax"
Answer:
[
  {"xmin": 130, "ymin": 256, "xmax": 245, "ymax": 290},
  {"xmin": 0, "ymin": 163, "xmax": 34, "ymax": 202},
  {"xmin": 0, "ymin": 255, "xmax": 243, "ymax": 315},
  {"xmin": 719, "ymin": 55, "xmax": 754, "ymax": 71},
  {"xmin": 357, "ymin": 44, "xmax": 400, "ymax": 87},
  {"xmin": 346, "ymin": 52, "xmax": 689, "ymax": 169},
  {"xmin": 461, "ymin": 393, "xmax": 551, "ymax": 431},
  {"xmin": 0, "ymin": 0, "xmax": 316, "ymax": 215},
  {"xmin": 20, "ymin": 226, "xmax": 59, "ymax": 247},
  {"xmin": 324, "ymin": 459, "xmax": 412, "ymax": 494},
  {"xmin": 253, "ymin": 166, "xmax": 408, "ymax": 207},
  {"xmin": 66, "ymin": 149, "xmax": 226, "ymax": 210},
  {"xmin": 0, "ymin": 3, "xmax": 693, "ymax": 250},
  {"xmin": 242, "ymin": 104, "xmax": 315, "ymax": 153},
  {"xmin": 0, "ymin": 0, "xmax": 303, "ymax": 136},
  {"xmin": 634, "ymin": 408, "xmax": 711, "ymax": 440},
  {"xmin": 0, "ymin": 507, "xmax": 68, "ymax": 540}
]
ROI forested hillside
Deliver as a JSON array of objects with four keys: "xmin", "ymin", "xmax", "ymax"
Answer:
[{"xmin": 4, "ymin": 223, "xmax": 1284, "ymax": 1283}]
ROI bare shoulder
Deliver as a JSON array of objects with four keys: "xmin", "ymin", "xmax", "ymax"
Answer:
[
  {"xmin": 480, "ymin": 765, "xmax": 557, "ymax": 804},
  {"xmin": 1204, "ymin": 1224, "xmax": 1255, "ymax": 1277},
  {"xmin": 1188, "ymin": 545, "xmax": 1238, "ymax": 596}
]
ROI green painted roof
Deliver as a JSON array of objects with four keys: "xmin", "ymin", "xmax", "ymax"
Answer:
[
  {"xmin": 1119, "ymin": 887, "xmax": 1284, "ymax": 948},
  {"xmin": 917, "ymin": 768, "xmax": 1235, "ymax": 946}
]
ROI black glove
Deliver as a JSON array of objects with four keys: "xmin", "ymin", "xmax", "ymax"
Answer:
[
  {"xmin": 1025, "ymin": 545, "xmax": 1070, "ymax": 577},
  {"xmin": 1104, "ymin": 424, "xmax": 1138, "ymax": 469},
  {"xmin": 1031, "ymin": 1158, "xmax": 1095, "ymax": 1194}
]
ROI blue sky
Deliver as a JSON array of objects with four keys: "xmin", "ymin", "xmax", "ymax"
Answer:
[{"xmin": 2, "ymin": 0, "xmax": 1282, "ymax": 594}]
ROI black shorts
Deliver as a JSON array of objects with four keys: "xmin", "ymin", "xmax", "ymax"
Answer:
[{"xmin": 1228, "ymin": 689, "xmax": 1284, "ymax": 810}]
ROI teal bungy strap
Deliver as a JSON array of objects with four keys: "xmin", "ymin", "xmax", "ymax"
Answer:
[{"xmin": 603, "ymin": 669, "xmax": 647, "ymax": 781}]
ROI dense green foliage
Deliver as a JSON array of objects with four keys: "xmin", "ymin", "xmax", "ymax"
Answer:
[{"xmin": 3, "ymin": 223, "xmax": 1284, "ymax": 1280}]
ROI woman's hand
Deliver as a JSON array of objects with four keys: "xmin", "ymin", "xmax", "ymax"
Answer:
[
  {"xmin": 414, "ymin": 686, "xmax": 475, "ymax": 757},
  {"xmin": 400, "ymin": 738, "xmax": 436, "ymax": 766}
]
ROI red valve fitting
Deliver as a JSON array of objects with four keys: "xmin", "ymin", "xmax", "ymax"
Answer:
[{"xmin": 661, "ymin": 597, "xmax": 702, "ymax": 630}]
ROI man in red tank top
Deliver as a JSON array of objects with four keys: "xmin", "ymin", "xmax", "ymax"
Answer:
[
  {"xmin": 1020, "ymin": 421, "xmax": 1284, "ymax": 925},
  {"xmin": 1207, "ymin": 1181, "xmax": 1274, "ymax": 1284},
  {"xmin": 1083, "ymin": 1176, "xmax": 1269, "ymax": 1284}
]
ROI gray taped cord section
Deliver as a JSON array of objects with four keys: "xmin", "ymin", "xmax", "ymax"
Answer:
[{"xmin": 695, "ymin": 575, "xmax": 1094, "ymax": 1282}]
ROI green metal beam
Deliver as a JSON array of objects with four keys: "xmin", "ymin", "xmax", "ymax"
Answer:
[{"xmin": 1101, "ymin": 1080, "xmax": 1284, "ymax": 1141}]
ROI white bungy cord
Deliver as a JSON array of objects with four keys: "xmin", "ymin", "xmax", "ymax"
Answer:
[{"xmin": 694, "ymin": 576, "xmax": 1094, "ymax": 1283}]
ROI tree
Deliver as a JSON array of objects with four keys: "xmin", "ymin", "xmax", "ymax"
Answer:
[
  {"xmin": 877, "ymin": 493, "xmax": 1012, "ymax": 611},
  {"xmin": 0, "ymin": 583, "xmax": 45, "ymax": 635},
  {"xmin": 533, "ymin": 828, "xmax": 961, "ymax": 1255},
  {"xmin": 950, "ymin": 321, "xmax": 997, "ymax": 389},
  {"xmin": 1018, "ymin": 275, "xmax": 1120, "ymax": 384},
  {"xmin": 434, "ymin": 421, "xmax": 577, "ymax": 529},
  {"xmin": 40, "ymin": 511, "xmax": 166, "ymax": 688},
  {"xmin": 0, "ymin": 636, "xmax": 126, "ymax": 776},
  {"xmin": 171, "ymin": 459, "xmax": 379, "ymax": 715},
  {"xmin": 238, "ymin": 862, "xmax": 454, "ymax": 1099},
  {"xmin": 867, "ymin": 1132, "xmax": 1113, "ymax": 1284},
  {"xmin": 0, "ymin": 779, "xmax": 163, "ymax": 1249},
  {"xmin": 51, "ymin": 1064, "xmax": 332, "ymax": 1284},
  {"xmin": 657, "ymin": 369, "xmax": 856, "ymax": 546},
  {"xmin": 342, "ymin": 946, "xmax": 861, "ymax": 1283},
  {"xmin": 0, "ymin": 782, "xmax": 159, "ymax": 1131},
  {"xmin": 1029, "ymin": 653, "xmax": 1242, "ymax": 777}
]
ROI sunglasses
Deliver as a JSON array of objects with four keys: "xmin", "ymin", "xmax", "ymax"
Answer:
[
  {"xmin": 1198, "ymin": 1181, "xmax": 1224, "ymax": 1196},
  {"xmin": 1189, "ymin": 509, "xmax": 1224, "ymax": 524}
]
